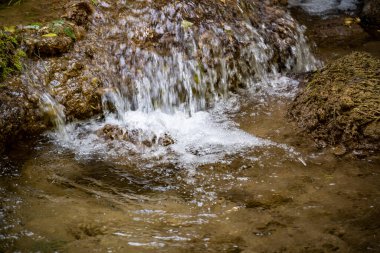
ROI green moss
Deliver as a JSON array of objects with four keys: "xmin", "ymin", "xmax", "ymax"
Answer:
[
  {"xmin": 48, "ymin": 20, "xmax": 76, "ymax": 41},
  {"xmin": 0, "ymin": 30, "xmax": 25, "ymax": 81}
]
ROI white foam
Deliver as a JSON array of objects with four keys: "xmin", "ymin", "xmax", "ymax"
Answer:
[
  {"xmin": 248, "ymin": 75, "xmax": 300, "ymax": 98},
  {"xmin": 52, "ymin": 102, "xmax": 272, "ymax": 168}
]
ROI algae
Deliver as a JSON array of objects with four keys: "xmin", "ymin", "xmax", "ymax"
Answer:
[
  {"xmin": 0, "ymin": 30, "xmax": 25, "ymax": 81},
  {"xmin": 289, "ymin": 52, "xmax": 380, "ymax": 154}
]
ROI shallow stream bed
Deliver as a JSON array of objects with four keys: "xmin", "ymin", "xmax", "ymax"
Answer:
[{"xmin": 1, "ymin": 95, "xmax": 379, "ymax": 253}]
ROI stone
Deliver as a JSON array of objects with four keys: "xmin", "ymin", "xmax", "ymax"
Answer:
[
  {"xmin": 289, "ymin": 52, "xmax": 380, "ymax": 155},
  {"xmin": 360, "ymin": 0, "xmax": 380, "ymax": 39}
]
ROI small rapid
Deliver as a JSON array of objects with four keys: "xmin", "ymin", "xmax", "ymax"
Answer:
[{"xmin": 44, "ymin": 0, "xmax": 320, "ymax": 171}]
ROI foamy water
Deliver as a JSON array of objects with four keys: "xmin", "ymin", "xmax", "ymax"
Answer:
[
  {"xmin": 47, "ymin": 1, "xmax": 318, "ymax": 170},
  {"xmin": 51, "ymin": 99, "xmax": 270, "ymax": 167}
]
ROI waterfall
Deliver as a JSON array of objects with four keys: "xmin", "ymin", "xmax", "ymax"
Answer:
[
  {"xmin": 96, "ymin": 7, "xmax": 320, "ymax": 118},
  {"xmin": 43, "ymin": 0, "xmax": 320, "ymax": 167}
]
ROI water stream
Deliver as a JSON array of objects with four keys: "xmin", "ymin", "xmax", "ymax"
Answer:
[
  {"xmin": 0, "ymin": 0, "xmax": 379, "ymax": 252},
  {"xmin": 288, "ymin": 0, "xmax": 360, "ymax": 15}
]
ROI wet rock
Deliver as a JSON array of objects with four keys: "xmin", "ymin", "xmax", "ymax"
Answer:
[
  {"xmin": 96, "ymin": 125, "xmax": 144, "ymax": 143},
  {"xmin": 158, "ymin": 133, "xmax": 175, "ymax": 146},
  {"xmin": 331, "ymin": 144, "xmax": 347, "ymax": 156},
  {"xmin": 0, "ymin": 0, "xmax": 311, "ymax": 152},
  {"xmin": 289, "ymin": 52, "xmax": 380, "ymax": 155},
  {"xmin": 96, "ymin": 124, "xmax": 175, "ymax": 147},
  {"xmin": 360, "ymin": 0, "xmax": 380, "ymax": 39},
  {"xmin": 99, "ymin": 0, "xmax": 317, "ymax": 111},
  {"xmin": 47, "ymin": 59, "xmax": 102, "ymax": 120},
  {"xmin": 0, "ymin": 2, "xmax": 96, "ymax": 151},
  {"xmin": 0, "ymin": 80, "xmax": 49, "ymax": 153},
  {"xmin": 24, "ymin": 36, "xmax": 73, "ymax": 57},
  {"xmin": 68, "ymin": 222, "xmax": 107, "ymax": 239},
  {"xmin": 63, "ymin": 1, "xmax": 95, "ymax": 27},
  {"xmin": 20, "ymin": 18, "xmax": 87, "ymax": 57},
  {"xmin": 224, "ymin": 188, "xmax": 292, "ymax": 209},
  {"xmin": 96, "ymin": 124, "xmax": 128, "ymax": 141}
]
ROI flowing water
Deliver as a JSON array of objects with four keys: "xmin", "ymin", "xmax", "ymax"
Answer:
[
  {"xmin": 288, "ymin": 0, "xmax": 360, "ymax": 16},
  {"xmin": 1, "ymin": 0, "xmax": 380, "ymax": 252}
]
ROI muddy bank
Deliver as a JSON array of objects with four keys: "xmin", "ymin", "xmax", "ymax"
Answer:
[{"xmin": 289, "ymin": 52, "xmax": 380, "ymax": 156}]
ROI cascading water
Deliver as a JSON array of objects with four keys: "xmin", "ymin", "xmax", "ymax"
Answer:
[{"xmin": 44, "ymin": 0, "xmax": 320, "ymax": 170}]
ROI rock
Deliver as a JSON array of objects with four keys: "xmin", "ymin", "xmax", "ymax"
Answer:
[
  {"xmin": 0, "ymin": 80, "xmax": 49, "ymax": 153},
  {"xmin": 63, "ymin": 1, "xmax": 95, "ymax": 27},
  {"xmin": 0, "ymin": 31, "xmax": 25, "ymax": 81},
  {"xmin": 47, "ymin": 59, "xmax": 102, "ymax": 120},
  {"xmin": 224, "ymin": 188, "xmax": 292, "ymax": 209},
  {"xmin": 97, "ymin": 124, "xmax": 175, "ymax": 147},
  {"xmin": 289, "ymin": 52, "xmax": 380, "ymax": 155},
  {"xmin": 20, "ymin": 18, "xmax": 87, "ymax": 57},
  {"xmin": 331, "ymin": 144, "xmax": 347, "ymax": 156},
  {"xmin": 360, "ymin": 0, "xmax": 380, "ymax": 39},
  {"xmin": 24, "ymin": 36, "xmax": 73, "ymax": 57},
  {"xmin": 96, "ymin": 124, "xmax": 128, "ymax": 141},
  {"xmin": 158, "ymin": 133, "xmax": 175, "ymax": 147},
  {"xmin": 68, "ymin": 222, "xmax": 106, "ymax": 239}
]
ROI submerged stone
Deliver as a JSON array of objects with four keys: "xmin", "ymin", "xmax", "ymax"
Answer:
[
  {"xmin": 288, "ymin": 52, "xmax": 380, "ymax": 155},
  {"xmin": 97, "ymin": 124, "xmax": 175, "ymax": 147}
]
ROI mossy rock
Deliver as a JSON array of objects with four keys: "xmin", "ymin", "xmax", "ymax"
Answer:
[
  {"xmin": 0, "ymin": 31, "xmax": 25, "ymax": 81},
  {"xmin": 289, "ymin": 52, "xmax": 380, "ymax": 155}
]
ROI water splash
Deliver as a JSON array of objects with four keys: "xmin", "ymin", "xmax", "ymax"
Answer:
[
  {"xmin": 39, "ymin": 93, "xmax": 68, "ymax": 139},
  {"xmin": 21, "ymin": 61, "xmax": 69, "ymax": 139},
  {"xmin": 48, "ymin": 0, "xmax": 319, "ymax": 167},
  {"xmin": 91, "ymin": 0, "xmax": 320, "ymax": 118}
]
